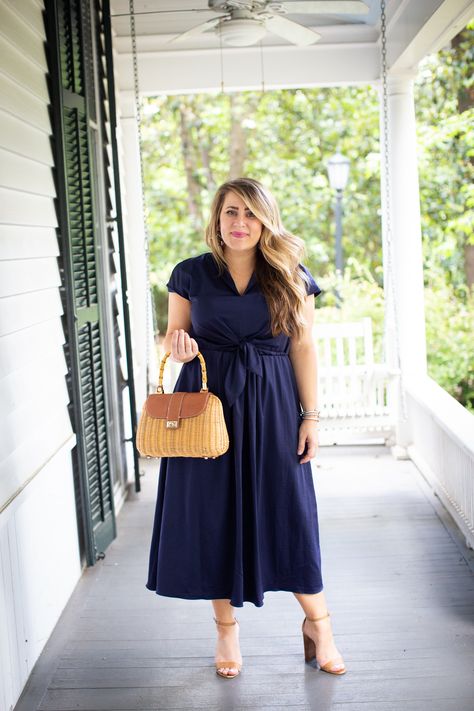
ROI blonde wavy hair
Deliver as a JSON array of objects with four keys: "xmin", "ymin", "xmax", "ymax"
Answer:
[{"xmin": 204, "ymin": 177, "xmax": 314, "ymax": 340}]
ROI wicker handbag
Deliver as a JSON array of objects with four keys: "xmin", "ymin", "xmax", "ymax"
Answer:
[{"xmin": 136, "ymin": 351, "xmax": 229, "ymax": 459}]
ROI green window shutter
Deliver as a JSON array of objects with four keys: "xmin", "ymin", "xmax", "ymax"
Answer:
[{"xmin": 46, "ymin": 0, "xmax": 116, "ymax": 564}]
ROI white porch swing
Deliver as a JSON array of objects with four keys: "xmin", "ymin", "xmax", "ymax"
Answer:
[{"xmin": 128, "ymin": 0, "xmax": 407, "ymax": 446}]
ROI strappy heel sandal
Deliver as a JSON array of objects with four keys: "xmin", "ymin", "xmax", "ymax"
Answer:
[
  {"xmin": 302, "ymin": 611, "xmax": 346, "ymax": 675},
  {"xmin": 213, "ymin": 616, "xmax": 242, "ymax": 679}
]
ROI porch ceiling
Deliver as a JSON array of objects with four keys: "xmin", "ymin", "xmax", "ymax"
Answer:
[{"xmin": 110, "ymin": 0, "xmax": 473, "ymax": 98}]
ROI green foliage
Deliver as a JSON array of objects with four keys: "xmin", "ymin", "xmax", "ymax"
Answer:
[
  {"xmin": 424, "ymin": 271, "xmax": 474, "ymax": 411},
  {"xmin": 415, "ymin": 52, "xmax": 474, "ymax": 289}
]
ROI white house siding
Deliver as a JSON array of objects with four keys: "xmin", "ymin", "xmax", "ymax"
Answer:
[{"xmin": 0, "ymin": 2, "xmax": 81, "ymax": 710}]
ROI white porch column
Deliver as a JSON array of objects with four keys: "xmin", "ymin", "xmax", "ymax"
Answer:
[
  {"xmin": 378, "ymin": 73, "xmax": 428, "ymax": 451},
  {"xmin": 118, "ymin": 96, "xmax": 157, "ymax": 410}
]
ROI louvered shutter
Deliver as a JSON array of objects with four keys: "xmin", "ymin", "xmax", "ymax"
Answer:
[{"xmin": 45, "ymin": 0, "xmax": 117, "ymax": 563}]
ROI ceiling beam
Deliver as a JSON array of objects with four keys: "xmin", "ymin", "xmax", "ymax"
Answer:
[{"xmin": 116, "ymin": 42, "xmax": 380, "ymax": 99}]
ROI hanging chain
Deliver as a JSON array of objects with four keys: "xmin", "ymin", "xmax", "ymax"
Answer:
[
  {"xmin": 259, "ymin": 40, "xmax": 265, "ymax": 94},
  {"xmin": 380, "ymin": 0, "xmax": 408, "ymax": 421},
  {"xmin": 219, "ymin": 24, "xmax": 225, "ymax": 93},
  {"xmin": 129, "ymin": 0, "xmax": 158, "ymax": 394}
]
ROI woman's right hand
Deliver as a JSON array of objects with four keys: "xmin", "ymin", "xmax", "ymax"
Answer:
[{"xmin": 170, "ymin": 328, "xmax": 199, "ymax": 363}]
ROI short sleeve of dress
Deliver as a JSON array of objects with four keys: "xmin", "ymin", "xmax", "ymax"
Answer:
[
  {"xmin": 166, "ymin": 261, "xmax": 192, "ymax": 300},
  {"xmin": 298, "ymin": 263, "xmax": 322, "ymax": 298}
]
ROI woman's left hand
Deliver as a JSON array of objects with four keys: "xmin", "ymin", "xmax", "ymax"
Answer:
[{"xmin": 297, "ymin": 420, "xmax": 319, "ymax": 463}]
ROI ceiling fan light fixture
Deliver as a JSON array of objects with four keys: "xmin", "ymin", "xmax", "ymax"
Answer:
[{"xmin": 218, "ymin": 18, "xmax": 266, "ymax": 47}]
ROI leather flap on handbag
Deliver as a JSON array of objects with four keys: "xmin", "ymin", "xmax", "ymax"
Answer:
[{"xmin": 146, "ymin": 391, "xmax": 210, "ymax": 420}]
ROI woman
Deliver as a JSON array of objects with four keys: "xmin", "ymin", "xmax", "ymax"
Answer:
[{"xmin": 146, "ymin": 178, "xmax": 346, "ymax": 679}]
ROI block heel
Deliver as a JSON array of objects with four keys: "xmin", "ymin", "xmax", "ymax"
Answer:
[{"xmin": 302, "ymin": 611, "xmax": 347, "ymax": 675}]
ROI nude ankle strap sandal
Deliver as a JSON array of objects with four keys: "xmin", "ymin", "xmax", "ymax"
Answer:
[
  {"xmin": 213, "ymin": 616, "xmax": 242, "ymax": 678},
  {"xmin": 302, "ymin": 611, "xmax": 347, "ymax": 675}
]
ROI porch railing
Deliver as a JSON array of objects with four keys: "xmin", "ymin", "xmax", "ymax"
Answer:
[{"xmin": 405, "ymin": 375, "xmax": 474, "ymax": 550}]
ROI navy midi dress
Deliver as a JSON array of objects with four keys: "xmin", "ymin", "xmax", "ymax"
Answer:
[{"xmin": 145, "ymin": 251, "xmax": 324, "ymax": 608}]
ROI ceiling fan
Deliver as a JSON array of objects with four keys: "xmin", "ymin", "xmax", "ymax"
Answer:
[{"xmin": 164, "ymin": 1, "xmax": 370, "ymax": 47}]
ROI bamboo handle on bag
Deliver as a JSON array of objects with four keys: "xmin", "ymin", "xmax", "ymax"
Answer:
[{"xmin": 157, "ymin": 351, "xmax": 208, "ymax": 394}]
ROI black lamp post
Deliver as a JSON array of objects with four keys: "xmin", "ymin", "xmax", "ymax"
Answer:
[{"xmin": 327, "ymin": 151, "xmax": 350, "ymax": 304}]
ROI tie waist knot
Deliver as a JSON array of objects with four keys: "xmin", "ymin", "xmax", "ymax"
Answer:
[{"xmin": 196, "ymin": 338, "xmax": 287, "ymax": 407}]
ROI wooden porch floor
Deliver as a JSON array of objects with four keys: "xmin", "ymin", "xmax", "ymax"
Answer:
[{"xmin": 15, "ymin": 445, "xmax": 474, "ymax": 711}]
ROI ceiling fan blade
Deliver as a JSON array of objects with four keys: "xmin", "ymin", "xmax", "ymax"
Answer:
[
  {"xmin": 111, "ymin": 9, "xmax": 214, "ymax": 18},
  {"xmin": 265, "ymin": 15, "xmax": 321, "ymax": 45},
  {"xmin": 279, "ymin": 1, "xmax": 369, "ymax": 14},
  {"xmin": 167, "ymin": 16, "xmax": 223, "ymax": 44}
]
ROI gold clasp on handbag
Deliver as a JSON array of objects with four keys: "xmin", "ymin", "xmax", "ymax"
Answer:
[{"xmin": 166, "ymin": 420, "xmax": 179, "ymax": 429}]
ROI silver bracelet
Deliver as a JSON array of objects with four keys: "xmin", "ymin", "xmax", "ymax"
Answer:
[{"xmin": 300, "ymin": 409, "xmax": 320, "ymax": 420}]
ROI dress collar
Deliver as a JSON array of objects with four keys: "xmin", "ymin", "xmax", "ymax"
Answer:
[{"xmin": 207, "ymin": 252, "xmax": 256, "ymax": 296}]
